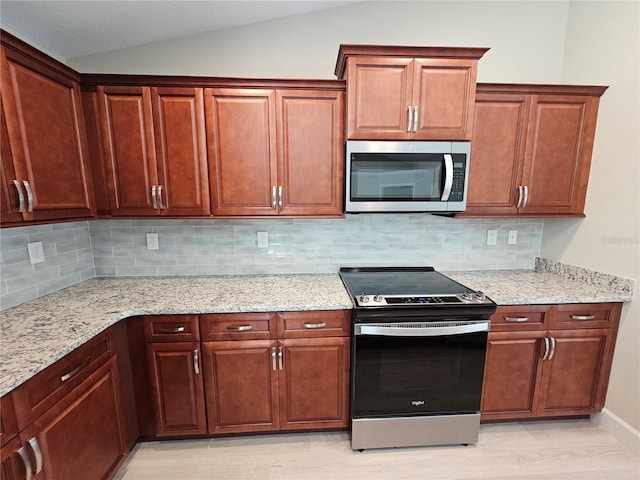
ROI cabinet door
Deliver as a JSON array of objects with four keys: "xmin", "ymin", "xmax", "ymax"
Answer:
[
  {"xmin": 205, "ymin": 88, "xmax": 277, "ymax": 215},
  {"xmin": 465, "ymin": 93, "xmax": 530, "ymax": 216},
  {"xmin": 151, "ymin": 87, "xmax": 210, "ymax": 216},
  {"xmin": 480, "ymin": 331, "xmax": 546, "ymax": 421},
  {"xmin": 1, "ymin": 46, "xmax": 94, "ymax": 222},
  {"xmin": 146, "ymin": 342, "xmax": 207, "ymax": 437},
  {"xmin": 276, "ymin": 90, "xmax": 344, "ymax": 216},
  {"xmin": 201, "ymin": 340, "xmax": 279, "ymax": 434},
  {"xmin": 345, "ymin": 57, "xmax": 413, "ymax": 140},
  {"xmin": 0, "ymin": 100, "xmax": 22, "ymax": 224},
  {"xmin": 412, "ymin": 58, "xmax": 477, "ymax": 140},
  {"xmin": 278, "ymin": 337, "xmax": 350, "ymax": 430},
  {"xmin": 20, "ymin": 356, "xmax": 125, "ymax": 480},
  {"xmin": 536, "ymin": 329, "xmax": 614, "ymax": 416},
  {"xmin": 98, "ymin": 85, "xmax": 159, "ymax": 216},
  {"xmin": 1, "ymin": 436, "xmax": 30, "ymax": 480},
  {"xmin": 520, "ymin": 94, "xmax": 600, "ymax": 215}
]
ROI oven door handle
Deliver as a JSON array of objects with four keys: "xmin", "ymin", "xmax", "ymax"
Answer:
[{"xmin": 355, "ymin": 321, "xmax": 490, "ymax": 337}]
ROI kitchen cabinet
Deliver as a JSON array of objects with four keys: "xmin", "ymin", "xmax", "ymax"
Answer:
[
  {"xmin": 334, "ymin": 45, "xmax": 488, "ymax": 140},
  {"xmin": 481, "ymin": 303, "xmax": 621, "ymax": 421},
  {"xmin": 143, "ymin": 316, "xmax": 207, "ymax": 437},
  {"xmin": 96, "ymin": 85, "xmax": 210, "ymax": 217},
  {"xmin": 205, "ymin": 85, "xmax": 344, "ymax": 216},
  {"xmin": 200, "ymin": 310, "xmax": 350, "ymax": 434},
  {"xmin": 7, "ymin": 328, "xmax": 128, "ymax": 480},
  {"xmin": 0, "ymin": 100, "xmax": 22, "ymax": 224},
  {"xmin": 464, "ymin": 84, "xmax": 607, "ymax": 217},
  {"xmin": 0, "ymin": 33, "xmax": 94, "ymax": 226},
  {"xmin": 1, "ymin": 394, "xmax": 31, "ymax": 480}
]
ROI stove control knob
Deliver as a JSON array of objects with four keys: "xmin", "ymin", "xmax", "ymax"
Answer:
[
  {"xmin": 462, "ymin": 292, "xmax": 474, "ymax": 301},
  {"xmin": 359, "ymin": 294, "xmax": 369, "ymax": 303},
  {"xmin": 373, "ymin": 293, "xmax": 383, "ymax": 302},
  {"xmin": 475, "ymin": 291, "xmax": 486, "ymax": 300}
]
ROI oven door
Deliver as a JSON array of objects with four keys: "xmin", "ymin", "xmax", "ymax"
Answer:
[{"xmin": 352, "ymin": 320, "xmax": 489, "ymax": 419}]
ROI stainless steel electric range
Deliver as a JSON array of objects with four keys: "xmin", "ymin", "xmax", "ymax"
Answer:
[{"xmin": 339, "ymin": 267, "xmax": 497, "ymax": 451}]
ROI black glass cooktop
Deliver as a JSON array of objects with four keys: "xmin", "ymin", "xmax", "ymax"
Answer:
[{"xmin": 339, "ymin": 267, "xmax": 474, "ymax": 297}]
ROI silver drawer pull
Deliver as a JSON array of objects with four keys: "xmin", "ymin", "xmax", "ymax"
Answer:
[
  {"xmin": 570, "ymin": 315, "xmax": 596, "ymax": 321},
  {"xmin": 302, "ymin": 322, "xmax": 327, "ymax": 329},
  {"xmin": 193, "ymin": 349, "xmax": 200, "ymax": 375},
  {"xmin": 27, "ymin": 437, "xmax": 42, "ymax": 475},
  {"xmin": 12, "ymin": 180, "xmax": 25, "ymax": 213},
  {"xmin": 226, "ymin": 325, "xmax": 253, "ymax": 331},
  {"xmin": 158, "ymin": 326, "xmax": 186, "ymax": 334},
  {"xmin": 17, "ymin": 445, "xmax": 33, "ymax": 480},
  {"xmin": 505, "ymin": 317, "xmax": 529, "ymax": 323},
  {"xmin": 60, "ymin": 356, "xmax": 91, "ymax": 382},
  {"xmin": 23, "ymin": 181, "xmax": 34, "ymax": 212}
]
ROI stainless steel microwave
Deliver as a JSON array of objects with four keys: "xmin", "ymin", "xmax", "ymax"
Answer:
[{"xmin": 344, "ymin": 141, "xmax": 471, "ymax": 213}]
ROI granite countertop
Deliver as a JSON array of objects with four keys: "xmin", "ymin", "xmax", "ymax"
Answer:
[{"xmin": 0, "ymin": 259, "xmax": 635, "ymax": 397}]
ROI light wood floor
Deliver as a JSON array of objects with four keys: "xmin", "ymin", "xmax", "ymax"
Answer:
[{"xmin": 114, "ymin": 419, "xmax": 639, "ymax": 479}]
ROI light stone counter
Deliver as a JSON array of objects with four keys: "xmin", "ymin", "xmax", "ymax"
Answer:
[
  {"xmin": 0, "ymin": 274, "xmax": 354, "ymax": 397},
  {"xmin": 0, "ymin": 260, "xmax": 634, "ymax": 397}
]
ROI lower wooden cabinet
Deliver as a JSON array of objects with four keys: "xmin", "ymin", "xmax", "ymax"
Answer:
[
  {"xmin": 142, "ymin": 316, "xmax": 207, "ymax": 437},
  {"xmin": 201, "ymin": 311, "xmax": 350, "ymax": 435},
  {"xmin": 19, "ymin": 356, "xmax": 126, "ymax": 480},
  {"xmin": 481, "ymin": 303, "xmax": 621, "ymax": 421}
]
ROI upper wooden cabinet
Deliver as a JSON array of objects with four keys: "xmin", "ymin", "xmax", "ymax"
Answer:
[
  {"xmin": 335, "ymin": 45, "xmax": 488, "ymax": 140},
  {"xmin": 95, "ymin": 85, "xmax": 210, "ymax": 217},
  {"xmin": 464, "ymin": 84, "xmax": 607, "ymax": 217},
  {"xmin": 205, "ymin": 85, "xmax": 344, "ymax": 216},
  {"xmin": 0, "ymin": 34, "xmax": 94, "ymax": 225}
]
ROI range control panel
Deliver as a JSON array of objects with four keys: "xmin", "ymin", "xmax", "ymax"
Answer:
[{"xmin": 355, "ymin": 292, "xmax": 492, "ymax": 308}]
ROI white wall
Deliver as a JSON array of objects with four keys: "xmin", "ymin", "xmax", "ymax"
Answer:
[
  {"xmin": 543, "ymin": 1, "xmax": 640, "ymax": 431},
  {"xmin": 69, "ymin": 1, "xmax": 569, "ymax": 83}
]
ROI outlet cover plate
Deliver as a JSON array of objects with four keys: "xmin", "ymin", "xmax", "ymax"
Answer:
[
  {"xmin": 146, "ymin": 233, "xmax": 159, "ymax": 250},
  {"xmin": 486, "ymin": 230, "xmax": 498, "ymax": 246},
  {"xmin": 27, "ymin": 241, "xmax": 45, "ymax": 264},
  {"xmin": 508, "ymin": 230, "xmax": 518, "ymax": 245}
]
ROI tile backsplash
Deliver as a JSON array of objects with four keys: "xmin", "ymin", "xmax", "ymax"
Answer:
[{"xmin": 0, "ymin": 215, "xmax": 543, "ymax": 311}]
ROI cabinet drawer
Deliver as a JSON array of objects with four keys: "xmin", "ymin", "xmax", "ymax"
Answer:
[
  {"xmin": 550, "ymin": 303, "xmax": 622, "ymax": 330},
  {"xmin": 12, "ymin": 329, "xmax": 114, "ymax": 429},
  {"xmin": 0, "ymin": 394, "xmax": 18, "ymax": 448},
  {"xmin": 489, "ymin": 305, "xmax": 549, "ymax": 332},
  {"xmin": 143, "ymin": 315, "xmax": 200, "ymax": 342},
  {"xmin": 200, "ymin": 313, "xmax": 276, "ymax": 341},
  {"xmin": 277, "ymin": 311, "xmax": 350, "ymax": 338}
]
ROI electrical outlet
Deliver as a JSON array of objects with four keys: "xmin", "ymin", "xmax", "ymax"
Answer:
[
  {"xmin": 508, "ymin": 230, "xmax": 518, "ymax": 245},
  {"xmin": 486, "ymin": 230, "xmax": 498, "ymax": 246},
  {"xmin": 257, "ymin": 231, "xmax": 269, "ymax": 248},
  {"xmin": 146, "ymin": 233, "xmax": 159, "ymax": 250},
  {"xmin": 27, "ymin": 241, "xmax": 45, "ymax": 264}
]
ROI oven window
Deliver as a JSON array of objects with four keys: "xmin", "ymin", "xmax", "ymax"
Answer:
[
  {"xmin": 350, "ymin": 153, "xmax": 443, "ymax": 201},
  {"xmin": 352, "ymin": 331, "xmax": 487, "ymax": 418}
]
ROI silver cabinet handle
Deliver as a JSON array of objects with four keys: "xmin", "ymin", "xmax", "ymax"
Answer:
[
  {"xmin": 516, "ymin": 185, "xmax": 523, "ymax": 208},
  {"xmin": 523, "ymin": 185, "xmax": 529, "ymax": 208},
  {"xmin": 17, "ymin": 445, "xmax": 33, "ymax": 480},
  {"xmin": 193, "ymin": 349, "xmax": 200, "ymax": 375},
  {"xmin": 271, "ymin": 347, "xmax": 277, "ymax": 371},
  {"xmin": 27, "ymin": 437, "xmax": 42, "ymax": 475},
  {"xmin": 226, "ymin": 325, "xmax": 253, "ymax": 331},
  {"xmin": 571, "ymin": 315, "xmax": 596, "ymax": 321},
  {"xmin": 541, "ymin": 337, "xmax": 550, "ymax": 360},
  {"xmin": 302, "ymin": 322, "xmax": 327, "ymax": 329},
  {"xmin": 158, "ymin": 185, "xmax": 164, "ymax": 209},
  {"xmin": 440, "ymin": 154, "xmax": 453, "ymax": 201},
  {"xmin": 12, "ymin": 180, "xmax": 25, "ymax": 212},
  {"xmin": 158, "ymin": 326, "xmax": 185, "ymax": 334},
  {"xmin": 151, "ymin": 185, "xmax": 158, "ymax": 209},
  {"xmin": 413, "ymin": 105, "xmax": 418, "ymax": 133},
  {"xmin": 407, "ymin": 106, "xmax": 413, "ymax": 132},
  {"xmin": 548, "ymin": 337, "xmax": 556, "ymax": 360},
  {"xmin": 22, "ymin": 181, "xmax": 34, "ymax": 212},
  {"xmin": 271, "ymin": 186, "xmax": 277, "ymax": 209},
  {"xmin": 60, "ymin": 356, "xmax": 91, "ymax": 382},
  {"xmin": 278, "ymin": 346, "xmax": 283, "ymax": 370},
  {"xmin": 505, "ymin": 317, "xmax": 529, "ymax": 323},
  {"xmin": 278, "ymin": 186, "xmax": 283, "ymax": 208}
]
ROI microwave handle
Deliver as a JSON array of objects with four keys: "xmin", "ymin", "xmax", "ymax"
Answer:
[{"xmin": 441, "ymin": 154, "xmax": 453, "ymax": 201}]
